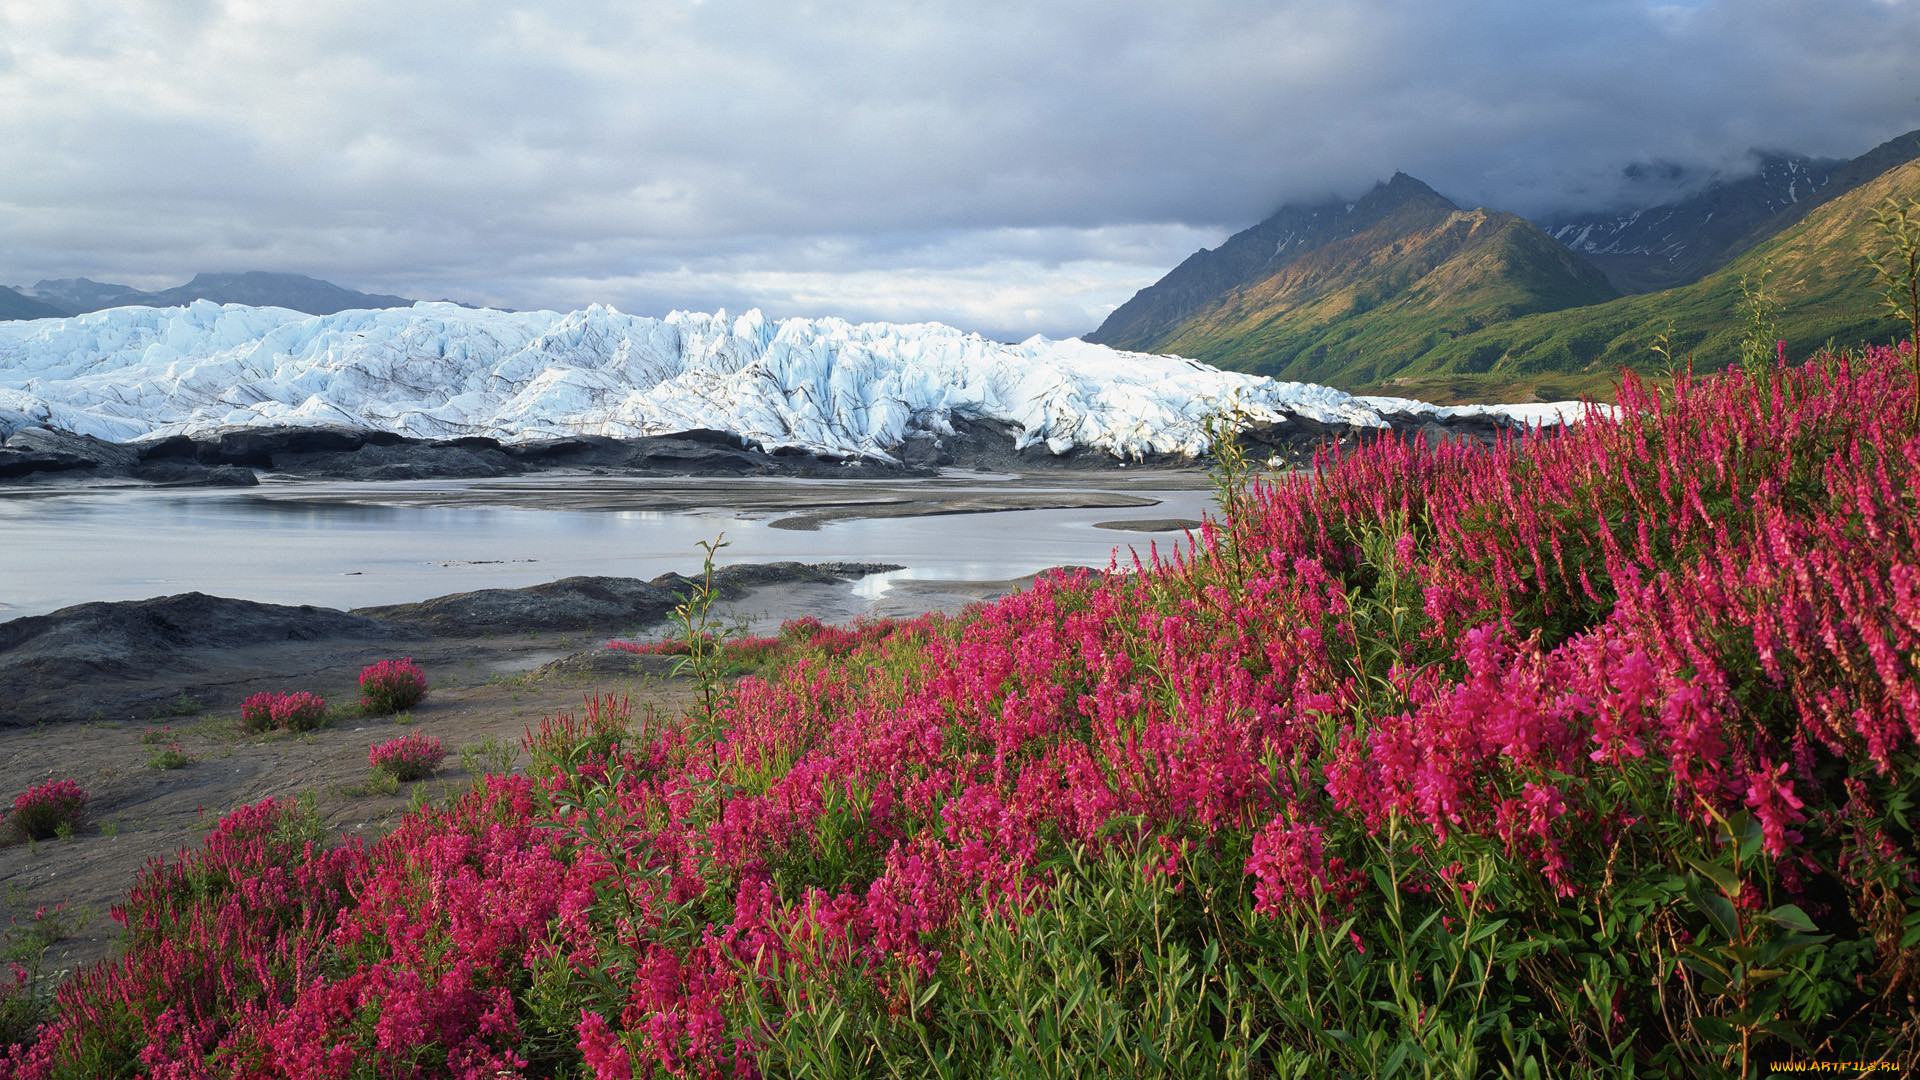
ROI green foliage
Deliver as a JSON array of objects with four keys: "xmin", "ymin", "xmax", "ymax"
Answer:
[
  {"xmin": 1866, "ymin": 181, "xmax": 1920, "ymax": 421},
  {"xmin": 144, "ymin": 743, "xmax": 192, "ymax": 770},
  {"xmin": 673, "ymin": 534, "xmax": 733, "ymax": 739},
  {"xmin": 338, "ymin": 770, "xmax": 400, "ymax": 798},
  {"xmin": 738, "ymin": 842, "xmax": 1270, "ymax": 1079},
  {"xmin": 1736, "ymin": 261, "xmax": 1781, "ymax": 388},
  {"xmin": 1, "ymin": 902, "xmax": 87, "ymax": 1051},
  {"xmin": 458, "ymin": 734, "xmax": 517, "ymax": 780}
]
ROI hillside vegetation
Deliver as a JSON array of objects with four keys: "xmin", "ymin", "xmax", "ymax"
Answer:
[
  {"xmin": 1088, "ymin": 175, "xmax": 1619, "ymax": 390},
  {"xmin": 6, "ymin": 340, "xmax": 1920, "ymax": 1077},
  {"xmin": 1154, "ymin": 204, "xmax": 1617, "ymax": 388},
  {"xmin": 1370, "ymin": 161, "xmax": 1919, "ymax": 398}
]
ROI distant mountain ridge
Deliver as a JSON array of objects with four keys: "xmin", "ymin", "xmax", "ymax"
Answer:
[
  {"xmin": 0, "ymin": 288, "xmax": 70, "ymax": 321},
  {"xmin": 1541, "ymin": 152, "xmax": 1845, "ymax": 294},
  {"xmin": 6, "ymin": 271, "xmax": 421, "ymax": 319}
]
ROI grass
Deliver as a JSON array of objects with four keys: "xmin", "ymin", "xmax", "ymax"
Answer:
[
  {"xmin": 336, "ymin": 772, "xmax": 401, "ymax": 798},
  {"xmin": 143, "ymin": 744, "xmax": 192, "ymax": 770},
  {"xmin": 457, "ymin": 735, "xmax": 516, "ymax": 779}
]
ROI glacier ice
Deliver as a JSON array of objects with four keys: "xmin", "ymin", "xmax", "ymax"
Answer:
[{"xmin": 0, "ymin": 301, "xmax": 1597, "ymax": 460}]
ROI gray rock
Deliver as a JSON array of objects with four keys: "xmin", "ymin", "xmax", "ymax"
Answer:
[
  {"xmin": 353, "ymin": 563, "xmax": 902, "ymax": 634},
  {"xmin": 0, "ymin": 593, "xmax": 410, "ymax": 726},
  {"xmin": 0, "ymin": 427, "xmax": 139, "ymax": 478}
]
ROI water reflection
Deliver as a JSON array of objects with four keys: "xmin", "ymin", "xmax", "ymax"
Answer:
[{"xmin": 0, "ymin": 484, "xmax": 1212, "ymax": 618}]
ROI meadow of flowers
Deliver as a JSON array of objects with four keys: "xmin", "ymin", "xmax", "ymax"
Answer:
[{"xmin": 4, "ymin": 342, "xmax": 1918, "ymax": 1078}]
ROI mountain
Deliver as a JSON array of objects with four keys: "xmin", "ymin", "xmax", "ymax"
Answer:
[
  {"xmin": 1363, "ymin": 151, "xmax": 1919, "ymax": 404},
  {"xmin": 24, "ymin": 277, "xmax": 151, "ymax": 313},
  {"xmin": 1539, "ymin": 128, "xmax": 1920, "ymax": 295},
  {"xmin": 5, "ymin": 272, "xmax": 418, "ymax": 320},
  {"xmin": 0, "ymin": 288, "xmax": 73, "ymax": 321},
  {"xmin": 1085, "ymin": 173, "xmax": 1619, "ymax": 386},
  {"xmin": 1541, "ymin": 152, "xmax": 1845, "ymax": 293},
  {"xmin": 137, "ymin": 272, "xmax": 415, "ymax": 314}
]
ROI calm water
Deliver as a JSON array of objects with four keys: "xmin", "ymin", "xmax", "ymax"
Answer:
[{"xmin": 0, "ymin": 479, "xmax": 1213, "ymax": 619}]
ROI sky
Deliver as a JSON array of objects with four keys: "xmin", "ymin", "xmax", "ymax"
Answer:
[{"xmin": 1, "ymin": 0, "xmax": 1916, "ymax": 341}]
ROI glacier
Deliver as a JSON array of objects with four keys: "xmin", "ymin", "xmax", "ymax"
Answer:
[{"xmin": 0, "ymin": 301, "xmax": 1595, "ymax": 461}]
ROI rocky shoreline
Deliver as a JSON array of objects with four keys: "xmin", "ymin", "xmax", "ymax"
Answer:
[{"xmin": 0, "ymin": 406, "xmax": 1556, "ymax": 488}]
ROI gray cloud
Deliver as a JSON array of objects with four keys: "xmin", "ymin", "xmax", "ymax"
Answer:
[{"xmin": 1, "ymin": 0, "xmax": 1915, "ymax": 339}]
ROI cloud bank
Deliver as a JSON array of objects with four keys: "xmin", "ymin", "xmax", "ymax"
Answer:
[{"xmin": 1, "ymin": 0, "xmax": 1914, "ymax": 339}]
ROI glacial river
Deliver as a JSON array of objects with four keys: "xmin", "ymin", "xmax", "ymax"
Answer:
[{"xmin": 0, "ymin": 475, "xmax": 1217, "ymax": 620}]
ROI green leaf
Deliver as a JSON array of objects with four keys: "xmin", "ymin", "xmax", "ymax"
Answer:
[
  {"xmin": 1683, "ymin": 857, "xmax": 1742, "ymax": 898},
  {"xmin": 1686, "ymin": 885, "xmax": 1741, "ymax": 941},
  {"xmin": 1765, "ymin": 904, "xmax": 1818, "ymax": 933},
  {"xmin": 1691, "ymin": 1015, "xmax": 1737, "ymax": 1045},
  {"xmin": 1762, "ymin": 933, "xmax": 1831, "ymax": 964},
  {"xmin": 1380, "ymin": 1041, "xmax": 1411, "ymax": 1080}
]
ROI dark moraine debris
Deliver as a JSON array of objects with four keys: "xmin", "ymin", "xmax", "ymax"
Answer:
[
  {"xmin": 0, "ymin": 427, "xmax": 138, "ymax": 478},
  {"xmin": 0, "ymin": 563, "xmax": 904, "ymax": 725},
  {"xmin": 0, "ymin": 593, "xmax": 411, "ymax": 727},
  {"xmin": 352, "ymin": 563, "xmax": 903, "ymax": 635},
  {"xmin": 0, "ymin": 404, "xmax": 1577, "ymax": 487},
  {"xmin": 1092, "ymin": 518, "xmax": 1205, "ymax": 533},
  {"xmin": 1231, "ymin": 406, "xmax": 1548, "ymax": 469}
]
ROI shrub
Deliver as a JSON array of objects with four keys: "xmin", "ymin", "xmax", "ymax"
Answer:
[
  {"xmin": 240, "ymin": 691, "xmax": 330, "ymax": 733},
  {"xmin": 272, "ymin": 691, "xmax": 328, "ymax": 732},
  {"xmin": 238, "ymin": 693, "xmax": 278, "ymax": 733},
  {"xmin": 368, "ymin": 731, "xmax": 445, "ymax": 782},
  {"xmin": 359, "ymin": 659, "xmax": 427, "ymax": 714},
  {"xmin": 8, "ymin": 780, "xmax": 86, "ymax": 841}
]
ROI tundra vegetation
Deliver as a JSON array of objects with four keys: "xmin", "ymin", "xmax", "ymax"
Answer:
[{"xmin": 4, "ymin": 336, "xmax": 1920, "ymax": 1078}]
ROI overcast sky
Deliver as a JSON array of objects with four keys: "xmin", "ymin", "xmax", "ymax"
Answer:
[{"xmin": 2, "ymin": 0, "xmax": 1916, "ymax": 340}]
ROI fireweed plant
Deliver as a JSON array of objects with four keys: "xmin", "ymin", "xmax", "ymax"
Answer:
[
  {"xmin": 370, "ymin": 733, "xmax": 449, "ymax": 783},
  {"xmin": 361, "ymin": 660, "xmax": 430, "ymax": 715},
  {"xmin": 5, "ymin": 782, "xmax": 86, "ymax": 844},
  {"xmin": 240, "ymin": 691, "xmax": 331, "ymax": 734},
  {"xmin": 6, "ymin": 342, "xmax": 1920, "ymax": 1077}
]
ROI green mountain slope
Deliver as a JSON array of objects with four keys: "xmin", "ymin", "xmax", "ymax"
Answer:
[
  {"xmin": 1086, "ymin": 174, "xmax": 1619, "ymax": 386},
  {"xmin": 1355, "ymin": 156, "xmax": 1919, "ymax": 403},
  {"xmin": 1157, "ymin": 205, "xmax": 1619, "ymax": 386}
]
